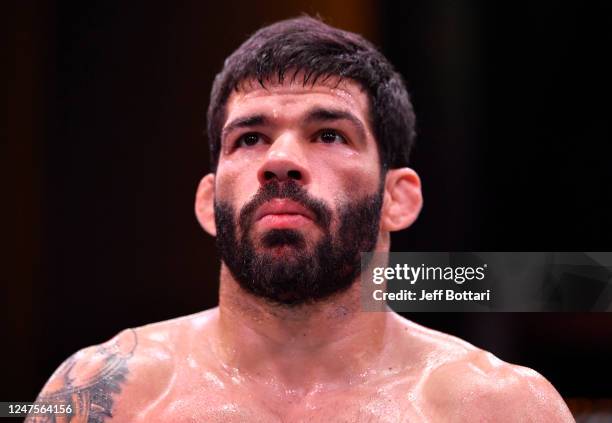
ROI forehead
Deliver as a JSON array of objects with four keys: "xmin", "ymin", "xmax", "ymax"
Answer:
[{"xmin": 224, "ymin": 75, "xmax": 371, "ymax": 125}]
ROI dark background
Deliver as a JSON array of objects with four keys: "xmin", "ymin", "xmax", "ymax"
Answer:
[{"xmin": 3, "ymin": 0, "xmax": 611, "ymax": 407}]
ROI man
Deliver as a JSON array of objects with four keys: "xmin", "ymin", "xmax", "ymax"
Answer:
[{"xmin": 29, "ymin": 17, "xmax": 574, "ymax": 422}]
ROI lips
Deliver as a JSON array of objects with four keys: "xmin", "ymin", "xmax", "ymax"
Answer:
[{"xmin": 254, "ymin": 199, "xmax": 316, "ymax": 223}]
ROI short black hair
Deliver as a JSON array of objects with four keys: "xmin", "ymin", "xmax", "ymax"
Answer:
[{"xmin": 206, "ymin": 16, "xmax": 416, "ymax": 172}]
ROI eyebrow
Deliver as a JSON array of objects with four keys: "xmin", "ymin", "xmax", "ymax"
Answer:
[
  {"xmin": 222, "ymin": 114, "xmax": 268, "ymax": 140},
  {"xmin": 304, "ymin": 107, "xmax": 367, "ymax": 140},
  {"xmin": 221, "ymin": 107, "xmax": 368, "ymax": 142}
]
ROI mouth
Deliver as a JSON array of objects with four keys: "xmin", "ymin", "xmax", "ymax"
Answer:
[{"xmin": 254, "ymin": 199, "xmax": 316, "ymax": 229}]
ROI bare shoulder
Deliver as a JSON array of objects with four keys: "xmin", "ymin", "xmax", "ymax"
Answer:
[
  {"xmin": 394, "ymin": 317, "xmax": 574, "ymax": 422},
  {"xmin": 27, "ymin": 309, "xmax": 218, "ymax": 422},
  {"xmin": 424, "ymin": 349, "xmax": 574, "ymax": 422}
]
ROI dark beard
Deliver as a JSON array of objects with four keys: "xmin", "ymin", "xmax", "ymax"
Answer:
[{"xmin": 214, "ymin": 180, "xmax": 383, "ymax": 306}]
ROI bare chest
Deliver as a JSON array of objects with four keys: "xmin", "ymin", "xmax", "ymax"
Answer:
[{"xmin": 134, "ymin": 374, "xmax": 428, "ymax": 423}]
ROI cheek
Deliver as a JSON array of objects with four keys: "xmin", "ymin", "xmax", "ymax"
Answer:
[
  {"xmin": 327, "ymin": 161, "xmax": 381, "ymax": 201},
  {"xmin": 214, "ymin": 167, "xmax": 241, "ymax": 206},
  {"xmin": 215, "ymin": 156, "xmax": 261, "ymax": 204},
  {"xmin": 314, "ymin": 161, "xmax": 381, "ymax": 232},
  {"xmin": 308, "ymin": 145, "xmax": 380, "ymax": 197}
]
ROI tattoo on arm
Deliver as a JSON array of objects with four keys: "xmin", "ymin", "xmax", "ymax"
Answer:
[{"xmin": 26, "ymin": 329, "xmax": 138, "ymax": 423}]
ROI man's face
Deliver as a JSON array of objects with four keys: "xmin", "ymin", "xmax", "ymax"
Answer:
[{"xmin": 213, "ymin": 76, "xmax": 384, "ymax": 305}]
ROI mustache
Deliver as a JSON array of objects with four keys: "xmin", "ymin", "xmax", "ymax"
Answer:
[{"xmin": 238, "ymin": 180, "xmax": 332, "ymax": 231}]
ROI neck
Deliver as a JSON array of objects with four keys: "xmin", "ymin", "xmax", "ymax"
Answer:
[{"xmin": 214, "ymin": 264, "xmax": 392, "ymax": 393}]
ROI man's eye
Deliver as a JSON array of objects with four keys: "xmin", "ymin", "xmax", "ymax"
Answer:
[
  {"xmin": 317, "ymin": 129, "xmax": 347, "ymax": 144},
  {"xmin": 236, "ymin": 133, "xmax": 262, "ymax": 147}
]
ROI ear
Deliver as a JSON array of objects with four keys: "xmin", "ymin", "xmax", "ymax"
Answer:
[
  {"xmin": 195, "ymin": 173, "xmax": 216, "ymax": 236},
  {"xmin": 380, "ymin": 168, "xmax": 423, "ymax": 232}
]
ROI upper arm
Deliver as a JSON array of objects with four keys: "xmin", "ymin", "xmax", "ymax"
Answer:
[
  {"xmin": 26, "ymin": 328, "xmax": 173, "ymax": 423},
  {"xmin": 522, "ymin": 369, "xmax": 575, "ymax": 422},
  {"xmin": 474, "ymin": 365, "xmax": 575, "ymax": 422},
  {"xmin": 424, "ymin": 351, "xmax": 574, "ymax": 422}
]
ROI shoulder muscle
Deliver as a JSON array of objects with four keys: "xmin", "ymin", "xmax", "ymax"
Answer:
[
  {"xmin": 27, "ymin": 328, "xmax": 174, "ymax": 422},
  {"xmin": 424, "ymin": 350, "xmax": 574, "ymax": 422}
]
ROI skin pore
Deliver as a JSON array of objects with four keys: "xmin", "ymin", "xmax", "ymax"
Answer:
[{"xmin": 28, "ymin": 76, "xmax": 574, "ymax": 422}]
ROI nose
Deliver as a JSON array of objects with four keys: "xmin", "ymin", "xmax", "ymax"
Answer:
[{"xmin": 257, "ymin": 134, "xmax": 311, "ymax": 185}]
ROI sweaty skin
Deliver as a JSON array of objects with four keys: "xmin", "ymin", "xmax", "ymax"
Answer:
[
  {"xmin": 29, "ymin": 78, "xmax": 574, "ymax": 422},
  {"xmin": 27, "ymin": 307, "xmax": 574, "ymax": 422}
]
